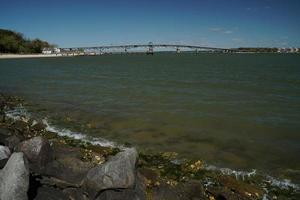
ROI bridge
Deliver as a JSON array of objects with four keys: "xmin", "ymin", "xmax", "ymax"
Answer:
[{"xmin": 60, "ymin": 43, "xmax": 233, "ymax": 55}]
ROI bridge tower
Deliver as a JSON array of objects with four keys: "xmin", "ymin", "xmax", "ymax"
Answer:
[{"xmin": 147, "ymin": 42, "xmax": 154, "ymax": 55}]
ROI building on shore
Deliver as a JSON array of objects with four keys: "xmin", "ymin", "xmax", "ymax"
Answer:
[{"xmin": 42, "ymin": 48, "xmax": 61, "ymax": 54}]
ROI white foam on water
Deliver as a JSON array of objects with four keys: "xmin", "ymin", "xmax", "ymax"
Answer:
[
  {"xmin": 266, "ymin": 176, "xmax": 299, "ymax": 191},
  {"xmin": 41, "ymin": 118, "xmax": 120, "ymax": 148},
  {"xmin": 5, "ymin": 106, "xmax": 122, "ymax": 149},
  {"xmin": 205, "ymin": 164, "xmax": 257, "ymax": 180},
  {"xmin": 5, "ymin": 104, "xmax": 31, "ymax": 122},
  {"xmin": 205, "ymin": 164, "xmax": 299, "ymax": 191}
]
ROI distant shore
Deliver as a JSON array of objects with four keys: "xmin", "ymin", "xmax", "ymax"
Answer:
[{"xmin": 0, "ymin": 54, "xmax": 67, "ymax": 59}]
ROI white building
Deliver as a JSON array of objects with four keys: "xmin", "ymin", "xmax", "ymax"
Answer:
[
  {"xmin": 42, "ymin": 48, "xmax": 52, "ymax": 54},
  {"xmin": 42, "ymin": 47, "xmax": 61, "ymax": 54},
  {"xmin": 53, "ymin": 48, "xmax": 60, "ymax": 53}
]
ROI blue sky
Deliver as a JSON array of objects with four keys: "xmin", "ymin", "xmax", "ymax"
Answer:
[{"xmin": 1, "ymin": 0, "xmax": 299, "ymax": 48}]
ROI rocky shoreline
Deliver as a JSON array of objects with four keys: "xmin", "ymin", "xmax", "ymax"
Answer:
[{"xmin": 0, "ymin": 94, "xmax": 299, "ymax": 200}]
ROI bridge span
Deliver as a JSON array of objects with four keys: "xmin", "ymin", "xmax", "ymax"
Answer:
[{"xmin": 60, "ymin": 43, "xmax": 233, "ymax": 54}]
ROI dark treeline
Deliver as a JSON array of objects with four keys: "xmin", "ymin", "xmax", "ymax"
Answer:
[{"xmin": 0, "ymin": 29, "xmax": 54, "ymax": 54}]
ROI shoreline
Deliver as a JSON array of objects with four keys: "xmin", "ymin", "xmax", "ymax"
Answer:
[
  {"xmin": 0, "ymin": 54, "xmax": 63, "ymax": 59},
  {"xmin": 0, "ymin": 94, "xmax": 299, "ymax": 199},
  {"xmin": 0, "ymin": 54, "xmax": 78, "ymax": 59}
]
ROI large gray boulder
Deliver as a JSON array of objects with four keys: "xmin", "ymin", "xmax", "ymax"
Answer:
[
  {"xmin": 41, "ymin": 156, "xmax": 94, "ymax": 188},
  {"xmin": 95, "ymin": 173, "xmax": 146, "ymax": 200},
  {"xmin": 34, "ymin": 186, "xmax": 68, "ymax": 200},
  {"xmin": 16, "ymin": 136, "xmax": 53, "ymax": 172},
  {"xmin": 0, "ymin": 145, "xmax": 11, "ymax": 168},
  {"xmin": 40, "ymin": 143, "xmax": 94, "ymax": 188},
  {"xmin": 0, "ymin": 145, "xmax": 10, "ymax": 160},
  {"xmin": 0, "ymin": 152, "xmax": 30, "ymax": 200},
  {"xmin": 84, "ymin": 147, "xmax": 138, "ymax": 197},
  {"xmin": 5, "ymin": 135, "xmax": 22, "ymax": 151}
]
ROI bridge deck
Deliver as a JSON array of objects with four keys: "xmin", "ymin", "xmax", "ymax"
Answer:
[{"xmin": 61, "ymin": 44, "xmax": 229, "ymax": 51}]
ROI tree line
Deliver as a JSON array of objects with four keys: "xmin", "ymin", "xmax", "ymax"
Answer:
[{"xmin": 0, "ymin": 29, "xmax": 54, "ymax": 54}]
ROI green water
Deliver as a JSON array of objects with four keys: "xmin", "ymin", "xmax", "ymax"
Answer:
[{"xmin": 1, "ymin": 53, "xmax": 300, "ymax": 181}]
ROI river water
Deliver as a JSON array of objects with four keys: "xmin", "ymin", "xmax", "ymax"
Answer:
[{"xmin": 1, "ymin": 53, "xmax": 299, "ymax": 183}]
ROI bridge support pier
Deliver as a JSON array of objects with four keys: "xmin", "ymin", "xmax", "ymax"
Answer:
[{"xmin": 147, "ymin": 45, "xmax": 154, "ymax": 55}]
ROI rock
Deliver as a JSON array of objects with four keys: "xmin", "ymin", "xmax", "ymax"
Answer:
[
  {"xmin": 0, "ymin": 152, "xmax": 29, "ymax": 200},
  {"xmin": 39, "ymin": 143, "xmax": 94, "ymax": 187},
  {"xmin": 0, "ymin": 158, "xmax": 8, "ymax": 169},
  {"xmin": 42, "ymin": 156, "xmax": 94, "ymax": 188},
  {"xmin": 151, "ymin": 180, "xmax": 206, "ymax": 200},
  {"xmin": 5, "ymin": 135, "xmax": 22, "ymax": 151},
  {"xmin": 63, "ymin": 188, "xmax": 89, "ymax": 200},
  {"xmin": 96, "ymin": 189, "xmax": 141, "ymax": 200},
  {"xmin": 84, "ymin": 147, "xmax": 138, "ymax": 197},
  {"xmin": 0, "ymin": 145, "xmax": 11, "ymax": 168},
  {"xmin": 0, "ymin": 145, "xmax": 10, "ymax": 160},
  {"xmin": 139, "ymin": 167, "xmax": 160, "ymax": 187},
  {"xmin": 31, "ymin": 121, "xmax": 46, "ymax": 132},
  {"xmin": 95, "ymin": 173, "xmax": 146, "ymax": 200},
  {"xmin": 0, "ymin": 127, "xmax": 12, "ymax": 145},
  {"xmin": 11, "ymin": 120, "xmax": 29, "ymax": 133},
  {"xmin": 0, "ymin": 127, "xmax": 12, "ymax": 137},
  {"xmin": 206, "ymin": 175, "xmax": 263, "ymax": 200},
  {"xmin": 16, "ymin": 136, "xmax": 53, "ymax": 172},
  {"xmin": 34, "ymin": 186, "xmax": 68, "ymax": 200}
]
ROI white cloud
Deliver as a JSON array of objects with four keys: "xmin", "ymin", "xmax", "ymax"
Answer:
[
  {"xmin": 224, "ymin": 30, "xmax": 233, "ymax": 34},
  {"xmin": 209, "ymin": 28, "xmax": 234, "ymax": 34}
]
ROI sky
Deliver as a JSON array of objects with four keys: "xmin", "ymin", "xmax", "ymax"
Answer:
[{"xmin": 1, "ymin": 0, "xmax": 300, "ymax": 48}]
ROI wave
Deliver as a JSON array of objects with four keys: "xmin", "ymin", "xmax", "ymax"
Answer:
[
  {"xmin": 5, "ymin": 105, "xmax": 121, "ymax": 149},
  {"xmin": 42, "ymin": 119, "xmax": 119, "ymax": 148},
  {"xmin": 204, "ymin": 165, "xmax": 257, "ymax": 180},
  {"xmin": 205, "ymin": 165, "xmax": 299, "ymax": 191},
  {"xmin": 266, "ymin": 176, "xmax": 299, "ymax": 190}
]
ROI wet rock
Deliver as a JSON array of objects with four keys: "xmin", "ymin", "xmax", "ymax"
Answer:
[
  {"xmin": 207, "ymin": 175, "xmax": 263, "ymax": 200},
  {"xmin": 84, "ymin": 147, "xmax": 138, "ymax": 197},
  {"xmin": 63, "ymin": 188, "xmax": 90, "ymax": 200},
  {"xmin": 0, "ymin": 152, "xmax": 29, "ymax": 200},
  {"xmin": 42, "ymin": 156, "xmax": 94, "ymax": 188},
  {"xmin": 40, "ymin": 143, "xmax": 95, "ymax": 187},
  {"xmin": 151, "ymin": 180, "xmax": 206, "ymax": 200},
  {"xmin": 139, "ymin": 167, "xmax": 160, "ymax": 187},
  {"xmin": 52, "ymin": 143, "xmax": 85, "ymax": 159},
  {"xmin": 95, "ymin": 173, "xmax": 146, "ymax": 200},
  {"xmin": 34, "ymin": 186, "xmax": 68, "ymax": 200},
  {"xmin": 16, "ymin": 136, "xmax": 53, "ymax": 172},
  {"xmin": 12, "ymin": 120, "xmax": 29, "ymax": 133},
  {"xmin": 96, "ymin": 189, "xmax": 141, "ymax": 200},
  {"xmin": 0, "ymin": 127, "xmax": 12, "ymax": 145},
  {"xmin": 0, "ymin": 127, "xmax": 12, "ymax": 137},
  {"xmin": 5, "ymin": 135, "xmax": 22, "ymax": 151},
  {"xmin": 31, "ymin": 121, "xmax": 46, "ymax": 132}
]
